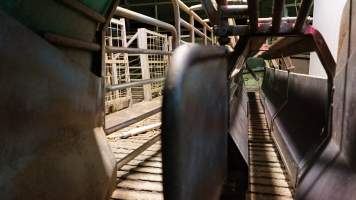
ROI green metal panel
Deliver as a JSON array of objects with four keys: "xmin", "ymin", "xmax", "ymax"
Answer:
[
  {"xmin": 79, "ymin": 0, "xmax": 113, "ymax": 14},
  {"xmin": 0, "ymin": 0, "xmax": 115, "ymax": 42}
]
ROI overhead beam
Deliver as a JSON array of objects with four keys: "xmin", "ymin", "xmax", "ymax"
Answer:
[{"xmin": 259, "ymin": 36, "xmax": 315, "ymax": 59}]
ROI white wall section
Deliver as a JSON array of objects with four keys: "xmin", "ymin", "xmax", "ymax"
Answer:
[{"xmin": 309, "ymin": 0, "xmax": 347, "ymax": 77}]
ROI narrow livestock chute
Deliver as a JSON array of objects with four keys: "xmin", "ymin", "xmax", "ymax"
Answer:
[
  {"xmin": 162, "ymin": 0, "xmax": 356, "ymax": 199},
  {"xmin": 1, "ymin": 0, "xmax": 356, "ymax": 200}
]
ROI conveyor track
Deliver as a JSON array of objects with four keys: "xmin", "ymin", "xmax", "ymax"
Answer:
[
  {"xmin": 108, "ymin": 114, "xmax": 163, "ymax": 200},
  {"xmin": 246, "ymin": 92, "xmax": 294, "ymax": 200}
]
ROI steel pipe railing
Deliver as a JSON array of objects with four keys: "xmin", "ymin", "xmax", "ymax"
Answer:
[
  {"xmin": 180, "ymin": 19, "xmax": 207, "ymax": 39},
  {"xmin": 190, "ymin": 4, "xmax": 203, "ymax": 11},
  {"xmin": 105, "ymin": 107, "xmax": 161, "ymax": 134},
  {"xmin": 220, "ymin": 5, "xmax": 249, "ymax": 18},
  {"xmin": 115, "ymin": 6, "xmax": 178, "ymax": 48},
  {"xmin": 106, "ymin": 46, "xmax": 172, "ymax": 55},
  {"xmin": 106, "ymin": 78, "xmax": 166, "ymax": 92},
  {"xmin": 177, "ymin": 0, "xmax": 212, "ymax": 32},
  {"xmin": 172, "ymin": 0, "xmax": 215, "ymax": 45}
]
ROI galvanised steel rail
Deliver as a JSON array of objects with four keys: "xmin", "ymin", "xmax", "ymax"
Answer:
[
  {"xmin": 105, "ymin": 6, "xmax": 174, "ymax": 107},
  {"xmin": 105, "ymin": 107, "xmax": 161, "ymax": 134},
  {"xmin": 106, "ymin": 46, "xmax": 172, "ymax": 55},
  {"xmin": 106, "ymin": 78, "xmax": 166, "ymax": 92},
  {"xmin": 171, "ymin": 0, "xmax": 215, "ymax": 45},
  {"xmin": 115, "ymin": 6, "xmax": 178, "ymax": 48}
]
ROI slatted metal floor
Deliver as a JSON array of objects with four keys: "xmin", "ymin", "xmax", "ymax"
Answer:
[
  {"xmin": 246, "ymin": 92, "xmax": 293, "ymax": 200},
  {"xmin": 108, "ymin": 114, "xmax": 163, "ymax": 200},
  {"xmin": 107, "ymin": 92, "xmax": 294, "ymax": 200}
]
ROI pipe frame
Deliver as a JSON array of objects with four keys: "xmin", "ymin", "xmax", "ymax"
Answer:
[{"xmin": 115, "ymin": 6, "xmax": 178, "ymax": 49}]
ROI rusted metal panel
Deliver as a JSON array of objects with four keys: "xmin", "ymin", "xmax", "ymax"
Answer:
[{"xmin": 162, "ymin": 45, "xmax": 228, "ymax": 200}]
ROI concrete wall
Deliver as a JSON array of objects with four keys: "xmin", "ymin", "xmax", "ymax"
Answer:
[{"xmin": 309, "ymin": 0, "xmax": 348, "ymax": 77}]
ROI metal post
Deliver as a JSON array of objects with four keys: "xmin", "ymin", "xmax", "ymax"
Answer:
[
  {"xmin": 137, "ymin": 29, "xmax": 152, "ymax": 101},
  {"xmin": 190, "ymin": 15, "xmax": 195, "ymax": 43},
  {"xmin": 121, "ymin": 18, "xmax": 133, "ymax": 106},
  {"xmin": 108, "ymin": 22, "xmax": 119, "ymax": 103},
  {"xmin": 211, "ymin": 31, "xmax": 214, "ymax": 45},
  {"xmin": 203, "ymin": 26, "xmax": 208, "ymax": 45},
  {"xmin": 154, "ymin": 3, "xmax": 159, "ymax": 32},
  {"xmin": 171, "ymin": 0, "xmax": 181, "ymax": 45}
]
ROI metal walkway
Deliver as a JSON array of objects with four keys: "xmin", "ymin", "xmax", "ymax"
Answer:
[
  {"xmin": 105, "ymin": 97, "xmax": 162, "ymax": 134},
  {"xmin": 108, "ymin": 114, "xmax": 163, "ymax": 200},
  {"xmin": 247, "ymin": 92, "xmax": 293, "ymax": 200}
]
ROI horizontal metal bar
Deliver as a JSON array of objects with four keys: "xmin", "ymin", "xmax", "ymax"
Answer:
[
  {"xmin": 44, "ymin": 33, "xmax": 101, "ymax": 51},
  {"xmin": 259, "ymin": 16, "xmax": 312, "ymax": 23},
  {"xmin": 59, "ymin": 0, "xmax": 106, "ymax": 23},
  {"xmin": 116, "ymin": 134, "xmax": 161, "ymax": 169},
  {"xmin": 106, "ymin": 78, "xmax": 165, "ymax": 92},
  {"xmin": 215, "ymin": 17, "xmax": 313, "ymax": 37},
  {"xmin": 190, "ymin": 4, "xmax": 203, "ymax": 11},
  {"xmin": 119, "ymin": 122, "xmax": 161, "ymax": 139},
  {"xmin": 259, "ymin": 36, "xmax": 315, "ymax": 60},
  {"xmin": 176, "ymin": 0, "xmax": 213, "ymax": 31},
  {"xmin": 180, "ymin": 19, "xmax": 206, "ymax": 38},
  {"xmin": 214, "ymin": 25, "xmax": 249, "ymax": 36},
  {"xmin": 220, "ymin": 5, "xmax": 249, "ymax": 18},
  {"xmin": 227, "ymin": 0, "xmax": 247, "ymax": 5},
  {"xmin": 115, "ymin": 6, "xmax": 178, "ymax": 48},
  {"xmin": 105, "ymin": 107, "xmax": 161, "ymax": 134},
  {"xmin": 215, "ymin": 24, "xmax": 293, "ymax": 36},
  {"xmin": 106, "ymin": 46, "xmax": 172, "ymax": 55}
]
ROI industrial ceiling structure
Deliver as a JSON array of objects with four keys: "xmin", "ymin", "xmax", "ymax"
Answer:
[{"xmin": 120, "ymin": 0, "xmax": 305, "ymax": 32}]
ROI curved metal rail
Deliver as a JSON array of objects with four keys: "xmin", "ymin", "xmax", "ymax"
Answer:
[
  {"xmin": 115, "ymin": 6, "xmax": 178, "ymax": 49},
  {"xmin": 171, "ymin": 0, "xmax": 215, "ymax": 45}
]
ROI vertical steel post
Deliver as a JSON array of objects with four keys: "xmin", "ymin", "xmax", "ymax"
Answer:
[
  {"xmin": 190, "ymin": 15, "xmax": 195, "ymax": 43},
  {"xmin": 121, "ymin": 18, "xmax": 133, "ymax": 106},
  {"xmin": 203, "ymin": 26, "xmax": 208, "ymax": 45},
  {"xmin": 171, "ymin": 0, "xmax": 181, "ymax": 45},
  {"xmin": 138, "ymin": 28, "xmax": 152, "ymax": 101}
]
